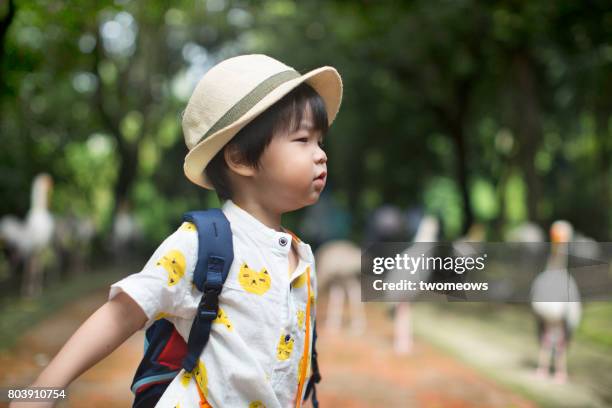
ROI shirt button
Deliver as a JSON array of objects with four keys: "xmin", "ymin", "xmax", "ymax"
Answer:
[{"xmin": 279, "ymin": 237, "xmax": 288, "ymax": 247}]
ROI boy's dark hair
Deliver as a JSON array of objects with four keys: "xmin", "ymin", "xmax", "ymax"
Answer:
[{"xmin": 206, "ymin": 83, "xmax": 329, "ymax": 201}]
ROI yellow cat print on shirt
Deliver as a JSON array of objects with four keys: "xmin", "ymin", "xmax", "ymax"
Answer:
[
  {"xmin": 154, "ymin": 312, "xmax": 172, "ymax": 321},
  {"xmin": 193, "ymin": 360, "xmax": 207, "ymax": 396},
  {"xmin": 291, "ymin": 270, "xmax": 307, "ymax": 289},
  {"xmin": 238, "ymin": 262, "xmax": 271, "ymax": 295},
  {"xmin": 213, "ymin": 307, "xmax": 233, "ymax": 331},
  {"xmin": 297, "ymin": 310, "xmax": 305, "ymax": 330},
  {"xmin": 249, "ymin": 401, "xmax": 266, "ymax": 408},
  {"xmin": 277, "ymin": 333, "xmax": 294, "ymax": 361},
  {"xmin": 180, "ymin": 359, "xmax": 208, "ymax": 395},
  {"xmin": 180, "ymin": 368, "xmax": 192, "ymax": 388},
  {"xmin": 180, "ymin": 221, "xmax": 196, "ymax": 232},
  {"xmin": 157, "ymin": 249, "xmax": 186, "ymax": 286}
]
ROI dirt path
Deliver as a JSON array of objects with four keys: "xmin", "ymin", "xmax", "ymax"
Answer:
[
  {"xmin": 0, "ymin": 291, "xmax": 535, "ymax": 407},
  {"xmin": 315, "ymin": 302, "xmax": 534, "ymax": 408},
  {"xmin": 0, "ymin": 291, "xmax": 140, "ymax": 407}
]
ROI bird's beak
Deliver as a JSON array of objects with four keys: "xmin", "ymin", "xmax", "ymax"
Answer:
[{"xmin": 550, "ymin": 226, "xmax": 564, "ymax": 243}]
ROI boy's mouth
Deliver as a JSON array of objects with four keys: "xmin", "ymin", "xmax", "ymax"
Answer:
[{"xmin": 314, "ymin": 171, "xmax": 327, "ymax": 181}]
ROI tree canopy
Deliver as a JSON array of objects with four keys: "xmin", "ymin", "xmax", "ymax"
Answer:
[{"xmin": 1, "ymin": 0, "xmax": 610, "ymax": 244}]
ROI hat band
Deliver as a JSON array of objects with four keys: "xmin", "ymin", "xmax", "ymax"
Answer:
[{"xmin": 199, "ymin": 69, "xmax": 301, "ymax": 143}]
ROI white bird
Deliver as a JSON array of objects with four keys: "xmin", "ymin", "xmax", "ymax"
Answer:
[
  {"xmin": 505, "ymin": 221, "xmax": 545, "ymax": 244},
  {"xmin": 110, "ymin": 200, "xmax": 142, "ymax": 257},
  {"xmin": 391, "ymin": 215, "xmax": 440, "ymax": 354},
  {"xmin": 0, "ymin": 173, "xmax": 55, "ymax": 297},
  {"xmin": 501, "ymin": 221, "xmax": 547, "ymax": 300},
  {"xmin": 54, "ymin": 214, "xmax": 96, "ymax": 274},
  {"xmin": 452, "ymin": 223, "xmax": 486, "ymax": 262},
  {"xmin": 531, "ymin": 220, "xmax": 581, "ymax": 383},
  {"xmin": 315, "ymin": 240, "xmax": 365, "ymax": 335}
]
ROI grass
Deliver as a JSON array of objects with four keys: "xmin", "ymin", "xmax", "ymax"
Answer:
[
  {"xmin": 427, "ymin": 301, "xmax": 612, "ymax": 352},
  {"xmin": 0, "ymin": 265, "xmax": 127, "ymax": 351},
  {"xmin": 578, "ymin": 302, "xmax": 612, "ymax": 348},
  {"xmin": 414, "ymin": 301, "xmax": 612, "ymax": 407}
]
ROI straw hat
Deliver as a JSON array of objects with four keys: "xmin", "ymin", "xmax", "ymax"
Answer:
[{"xmin": 182, "ymin": 54, "xmax": 343, "ymax": 189}]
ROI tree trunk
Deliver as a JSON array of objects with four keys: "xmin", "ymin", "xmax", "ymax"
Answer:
[
  {"xmin": 0, "ymin": 0, "xmax": 16, "ymax": 85},
  {"xmin": 111, "ymin": 145, "xmax": 139, "ymax": 223},
  {"xmin": 450, "ymin": 122, "xmax": 473, "ymax": 235},
  {"xmin": 595, "ymin": 112, "xmax": 611, "ymax": 239},
  {"xmin": 511, "ymin": 51, "xmax": 542, "ymax": 223}
]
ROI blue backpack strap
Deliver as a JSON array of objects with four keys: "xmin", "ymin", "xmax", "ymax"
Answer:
[
  {"xmin": 181, "ymin": 209, "xmax": 233, "ymax": 373},
  {"xmin": 303, "ymin": 322, "xmax": 321, "ymax": 408}
]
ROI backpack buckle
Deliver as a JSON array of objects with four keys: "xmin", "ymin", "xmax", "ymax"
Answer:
[{"xmin": 197, "ymin": 287, "xmax": 220, "ymax": 320}]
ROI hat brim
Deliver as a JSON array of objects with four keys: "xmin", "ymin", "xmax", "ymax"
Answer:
[{"xmin": 183, "ymin": 66, "xmax": 342, "ymax": 190}]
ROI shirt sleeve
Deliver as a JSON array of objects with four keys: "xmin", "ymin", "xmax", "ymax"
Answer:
[{"xmin": 109, "ymin": 222, "xmax": 198, "ymax": 329}]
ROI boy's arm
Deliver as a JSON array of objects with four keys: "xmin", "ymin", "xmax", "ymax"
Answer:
[{"xmin": 9, "ymin": 292, "xmax": 146, "ymax": 408}]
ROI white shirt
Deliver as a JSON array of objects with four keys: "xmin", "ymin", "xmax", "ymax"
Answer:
[{"xmin": 110, "ymin": 200, "xmax": 317, "ymax": 408}]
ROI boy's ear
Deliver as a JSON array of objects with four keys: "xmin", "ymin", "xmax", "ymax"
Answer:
[{"xmin": 224, "ymin": 146, "xmax": 256, "ymax": 177}]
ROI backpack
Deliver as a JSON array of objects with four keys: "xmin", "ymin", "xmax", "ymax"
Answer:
[{"xmin": 130, "ymin": 209, "xmax": 321, "ymax": 408}]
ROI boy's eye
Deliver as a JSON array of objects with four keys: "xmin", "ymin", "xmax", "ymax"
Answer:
[{"xmin": 295, "ymin": 137, "xmax": 309, "ymax": 143}]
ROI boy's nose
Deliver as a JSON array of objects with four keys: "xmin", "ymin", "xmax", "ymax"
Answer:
[{"xmin": 314, "ymin": 146, "xmax": 327, "ymax": 164}]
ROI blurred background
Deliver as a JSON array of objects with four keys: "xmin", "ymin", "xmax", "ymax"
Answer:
[{"xmin": 0, "ymin": 0, "xmax": 611, "ymax": 407}]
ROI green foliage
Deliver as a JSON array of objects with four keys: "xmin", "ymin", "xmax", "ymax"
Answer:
[
  {"xmin": 54, "ymin": 134, "xmax": 117, "ymax": 225},
  {"xmin": 504, "ymin": 172, "xmax": 528, "ymax": 224},
  {"xmin": 471, "ymin": 178, "xmax": 499, "ymax": 221},
  {"xmin": 578, "ymin": 303, "xmax": 612, "ymax": 348},
  {"xmin": 424, "ymin": 177, "xmax": 463, "ymax": 237},
  {"xmin": 0, "ymin": 0, "xmax": 611, "ymax": 248}
]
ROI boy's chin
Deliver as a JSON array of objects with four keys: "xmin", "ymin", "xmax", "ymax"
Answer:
[
  {"xmin": 287, "ymin": 192, "xmax": 322, "ymax": 212},
  {"xmin": 304, "ymin": 191, "xmax": 323, "ymax": 206}
]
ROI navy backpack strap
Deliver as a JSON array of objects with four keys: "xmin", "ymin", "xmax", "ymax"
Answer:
[
  {"xmin": 304, "ymin": 323, "xmax": 321, "ymax": 408},
  {"xmin": 181, "ymin": 209, "xmax": 233, "ymax": 373}
]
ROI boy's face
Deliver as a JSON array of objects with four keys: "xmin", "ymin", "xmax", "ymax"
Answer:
[{"xmin": 254, "ymin": 104, "xmax": 327, "ymax": 212}]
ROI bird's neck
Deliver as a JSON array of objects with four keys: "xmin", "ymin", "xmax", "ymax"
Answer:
[
  {"xmin": 31, "ymin": 182, "xmax": 48, "ymax": 210},
  {"xmin": 547, "ymin": 242, "xmax": 569, "ymax": 270}
]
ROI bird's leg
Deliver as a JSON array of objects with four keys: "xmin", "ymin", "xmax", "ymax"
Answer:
[
  {"xmin": 347, "ymin": 278, "xmax": 366, "ymax": 335},
  {"xmin": 32, "ymin": 251, "xmax": 45, "ymax": 297},
  {"xmin": 535, "ymin": 330, "xmax": 552, "ymax": 378},
  {"xmin": 325, "ymin": 284, "xmax": 345, "ymax": 333},
  {"xmin": 21, "ymin": 257, "xmax": 34, "ymax": 297},
  {"xmin": 394, "ymin": 302, "xmax": 412, "ymax": 355},
  {"xmin": 553, "ymin": 338, "xmax": 568, "ymax": 383}
]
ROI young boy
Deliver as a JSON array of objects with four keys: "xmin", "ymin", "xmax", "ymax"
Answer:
[{"xmin": 11, "ymin": 54, "xmax": 342, "ymax": 408}]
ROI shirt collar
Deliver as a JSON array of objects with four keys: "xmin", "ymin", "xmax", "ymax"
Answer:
[
  {"xmin": 222, "ymin": 200, "xmax": 315, "ymax": 262},
  {"xmin": 222, "ymin": 199, "xmax": 297, "ymax": 255}
]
